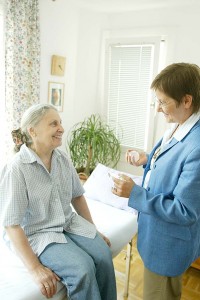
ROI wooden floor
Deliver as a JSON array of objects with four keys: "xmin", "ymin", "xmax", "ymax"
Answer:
[{"xmin": 113, "ymin": 235, "xmax": 200, "ymax": 300}]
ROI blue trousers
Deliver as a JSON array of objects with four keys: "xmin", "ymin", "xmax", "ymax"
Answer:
[{"xmin": 39, "ymin": 232, "xmax": 117, "ymax": 300}]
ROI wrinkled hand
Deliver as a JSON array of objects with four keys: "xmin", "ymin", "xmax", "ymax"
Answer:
[
  {"xmin": 98, "ymin": 231, "xmax": 111, "ymax": 247},
  {"xmin": 31, "ymin": 264, "xmax": 60, "ymax": 299},
  {"xmin": 126, "ymin": 149, "xmax": 147, "ymax": 167},
  {"xmin": 112, "ymin": 174, "xmax": 135, "ymax": 198}
]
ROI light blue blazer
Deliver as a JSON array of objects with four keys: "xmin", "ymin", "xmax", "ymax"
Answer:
[{"xmin": 129, "ymin": 119, "xmax": 200, "ymax": 276}]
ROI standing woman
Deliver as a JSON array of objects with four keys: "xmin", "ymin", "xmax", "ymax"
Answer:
[
  {"xmin": 0, "ymin": 104, "xmax": 117, "ymax": 300},
  {"xmin": 112, "ymin": 63, "xmax": 200, "ymax": 300}
]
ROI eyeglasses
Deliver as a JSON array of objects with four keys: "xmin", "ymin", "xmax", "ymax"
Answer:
[{"xmin": 155, "ymin": 97, "xmax": 171, "ymax": 108}]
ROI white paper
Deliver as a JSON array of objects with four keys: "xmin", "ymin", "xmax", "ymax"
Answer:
[{"xmin": 83, "ymin": 163, "xmax": 142, "ymax": 214}]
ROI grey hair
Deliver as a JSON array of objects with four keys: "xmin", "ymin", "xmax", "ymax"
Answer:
[{"xmin": 21, "ymin": 103, "xmax": 57, "ymax": 145}]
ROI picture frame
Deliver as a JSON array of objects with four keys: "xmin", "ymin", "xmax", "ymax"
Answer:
[
  {"xmin": 48, "ymin": 82, "xmax": 64, "ymax": 112},
  {"xmin": 51, "ymin": 55, "xmax": 66, "ymax": 76}
]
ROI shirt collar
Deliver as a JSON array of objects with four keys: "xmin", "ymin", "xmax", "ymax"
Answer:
[
  {"xmin": 161, "ymin": 112, "xmax": 200, "ymax": 147},
  {"xmin": 20, "ymin": 144, "xmax": 61, "ymax": 164},
  {"xmin": 174, "ymin": 112, "xmax": 200, "ymax": 141}
]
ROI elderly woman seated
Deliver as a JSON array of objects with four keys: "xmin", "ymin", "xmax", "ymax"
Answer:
[{"xmin": 0, "ymin": 104, "xmax": 117, "ymax": 300}]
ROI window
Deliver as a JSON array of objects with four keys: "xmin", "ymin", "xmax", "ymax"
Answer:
[{"xmin": 105, "ymin": 37, "xmax": 164, "ymax": 153}]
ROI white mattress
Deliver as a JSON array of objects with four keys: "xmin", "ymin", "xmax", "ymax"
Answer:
[
  {"xmin": 0, "ymin": 238, "xmax": 67, "ymax": 300},
  {"xmin": 0, "ymin": 198, "xmax": 138, "ymax": 300},
  {"xmin": 86, "ymin": 197, "xmax": 138, "ymax": 257}
]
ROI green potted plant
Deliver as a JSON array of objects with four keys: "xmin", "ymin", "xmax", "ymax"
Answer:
[{"xmin": 67, "ymin": 114, "xmax": 121, "ymax": 178}]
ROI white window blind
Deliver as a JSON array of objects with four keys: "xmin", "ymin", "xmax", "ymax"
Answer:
[{"xmin": 107, "ymin": 44, "xmax": 154, "ymax": 149}]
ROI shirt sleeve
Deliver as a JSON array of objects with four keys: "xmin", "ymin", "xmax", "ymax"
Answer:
[
  {"xmin": 70, "ymin": 160, "xmax": 85, "ymax": 198},
  {"xmin": 0, "ymin": 163, "xmax": 28, "ymax": 227}
]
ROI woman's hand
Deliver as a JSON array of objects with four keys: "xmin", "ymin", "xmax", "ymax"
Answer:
[
  {"xmin": 31, "ymin": 264, "xmax": 60, "ymax": 299},
  {"xmin": 112, "ymin": 174, "xmax": 135, "ymax": 198},
  {"xmin": 98, "ymin": 231, "xmax": 111, "ymax": 247},
  {"xmin": 5, "ymin": 225, "xmax": 60, "ymax": 299},
  {"xmin": 126, "ymin": 149, "xmax": 148, "ymax": 166}
]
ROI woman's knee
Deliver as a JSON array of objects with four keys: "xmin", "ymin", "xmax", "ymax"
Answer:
[
  {"xmin": 78, "ymin": 254, "xmax": 96, "ymax": 278},
  {"xmin": 95, "ymin": 242, "xmax": 113, "ymax": 266}
]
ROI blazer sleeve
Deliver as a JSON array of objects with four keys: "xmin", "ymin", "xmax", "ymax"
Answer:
[{"xmin": 128, "ymin": 146, "xmax": 200, "ymax": 226}]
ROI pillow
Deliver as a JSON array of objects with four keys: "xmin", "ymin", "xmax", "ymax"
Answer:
[{"xmin": 83, "ymin": 163, "xmax": 143, "ymax": 214}]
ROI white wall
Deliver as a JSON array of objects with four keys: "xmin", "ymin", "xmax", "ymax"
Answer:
[
  {"xmin": 39, "ymin": 0, "xmax": 200, "ymax": 173},
  {"xmin": 72, "ymin": 11, "xmax": 109, "ymax": 121},
  {"xmin": 40, "ymin": 1, "xmax": 110, "ymax": 151},
  {"xmin": 39, "ymin": 0, "xmax": 80, "ymax": 150}
]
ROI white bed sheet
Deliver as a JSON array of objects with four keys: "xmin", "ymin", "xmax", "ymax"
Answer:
[
  {"xmin": 0, "ymin": 236, "xmax": 67, "ymax": 300},
  {"xmin": 0, "ymin": 198, "xmax": 138, "ymax": 300},
  {"xmin": 86, "ymin": 197, "xmax": 138, "ymax": 257}
]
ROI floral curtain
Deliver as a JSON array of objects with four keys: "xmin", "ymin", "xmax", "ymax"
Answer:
[{"xmin": 4, "ymin": 0, "xmax": 40, "ymax": 158}]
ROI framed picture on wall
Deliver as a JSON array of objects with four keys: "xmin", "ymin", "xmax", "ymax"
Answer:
[
  {"xmin": 48, "ymin": 81, "xmax": 64, "ymax": 112},
  {"xmin": 51, "ymin": 55, "xmax": 66, "ymax": 76}
]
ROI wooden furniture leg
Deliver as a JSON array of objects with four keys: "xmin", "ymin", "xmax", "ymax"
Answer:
[{"xmin": 123, "ymin": 238, "xmax": 133, "ymax": 297}]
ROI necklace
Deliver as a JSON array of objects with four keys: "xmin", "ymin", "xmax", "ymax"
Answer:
[
  {"xmin": 153, "ymin": 146, "xmax": 161, "ymax": 161},
  {"xmin": 168, "ymin": 124, "xmax": 179, "ymax": 140},
  {"xmin": 152, "ymin": 124, "xmax": 180, "ymax": 162}
]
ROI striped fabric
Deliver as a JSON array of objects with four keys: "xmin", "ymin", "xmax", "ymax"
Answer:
[{"xmin": 0, "ymin": 145, "xmax": 96, "ymax": 256}]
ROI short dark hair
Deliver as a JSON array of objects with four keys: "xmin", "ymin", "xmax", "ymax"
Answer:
[{"xmin": 151, "ymin": 63, "xmax": 200, "ymax": 113}]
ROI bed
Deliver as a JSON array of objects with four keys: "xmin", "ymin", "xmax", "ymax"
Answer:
[
  {"xmin": 0, "ymin": 238, "xmax": 67, "ymax": 300},
  {"xmin": 0, "ymin": 163, "xmax": 141, "ymax": 300}
]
